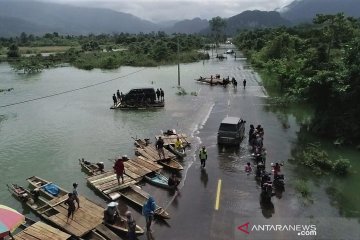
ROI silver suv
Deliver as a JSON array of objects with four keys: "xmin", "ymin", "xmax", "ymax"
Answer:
[{"xmin": 217, "ymin": 117, "xmax": 246, "ymax": 145}]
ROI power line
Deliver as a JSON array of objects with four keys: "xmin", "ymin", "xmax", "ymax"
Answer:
[{"xmin": 0, "ymin": 68, "xmax": 146, "ymax": 108}]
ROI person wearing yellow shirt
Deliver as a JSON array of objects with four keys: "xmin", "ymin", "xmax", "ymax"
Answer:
[{"xmin": 174, "ymin": 137, "xmax": 183, "ymax": 150}]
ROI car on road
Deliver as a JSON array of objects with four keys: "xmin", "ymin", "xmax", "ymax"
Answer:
[
  {"xmin": 217, "ymin": 117, "xmax": 246, "ymax": 145},
  {"xmin": 226, "ymin": 49, "xmax": 234, "ymax": 54}
]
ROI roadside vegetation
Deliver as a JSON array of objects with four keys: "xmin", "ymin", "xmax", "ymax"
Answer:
[
  {"xmin": 234, "ymin": 14, "xmax": 360, "ymax": 144},
  {"xmin": 294, "ymin": 179, "xmax": 313, "ymax": 204},
  {"xmin": 0, "ymin": 32, "xmax": 210, "ymax": 72},
  {"xmin": 293, "ymin": 143, "xmax": 351, "ymax": 176}
]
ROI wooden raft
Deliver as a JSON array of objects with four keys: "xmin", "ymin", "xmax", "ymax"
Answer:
[
  {"xmin": 196, "ymin": 78, "xmax": 224, "ymax": 85},
  {"xmin": 155, "ymin": 133, "xmax": 190, "ymax": 147},
  {"xmin": 87, "ymin": 157, "xmax": 162, "ymax": 199},
  {"xmin": 135, "ymin": 140, "xmax": 176, "ymax": 161},
  {"xmin": 14, "ymin": 221, "xmax": 71, "ymax": 240},
  {"xmin": 40, "ymin": 195, "xmax": 105, "ymax": 238}
]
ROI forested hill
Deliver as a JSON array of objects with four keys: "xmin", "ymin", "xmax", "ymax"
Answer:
[
  {"xmin": 0, "ymin": 0, "xmax": 158, "ymax": 36},
  {"xmin": 225, "ymin": 11, "xmax": 291, "ymax": 35},
  {"xmin": 164, "ymin": 18, "xmax": 209, "ymax": 34},
  {"xmin": 200, "ymin": 10, "xmax": 290, "ymax": 35},
  {"xmin": 280, "ymin": 0, "xmax": 360, "ymax": 23}
]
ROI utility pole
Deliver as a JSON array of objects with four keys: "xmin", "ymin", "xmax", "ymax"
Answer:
[{"xmin": 177, "ymin": 37, "xmax": 180, "ymax": 86}]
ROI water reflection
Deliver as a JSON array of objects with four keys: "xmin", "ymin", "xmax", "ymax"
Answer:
[
  {"xmin": 200, "ymin": 168, "xmax": 208, "ymax": 188},
  {"xmin": 260, "ymin": 194, "xmax": 275, "ymax": 219}
]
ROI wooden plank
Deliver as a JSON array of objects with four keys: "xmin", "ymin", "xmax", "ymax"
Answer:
[
  {"xmin": 95, "ymin": 224, "xmax": 121, "ymax": 240},
  {"xmin": 97, "ymin": 177, "xmax": 134, "ymax": 192},
  {"xmin": 90, "ymin": 174, "xmax": 117, "ymax": 185},
  {"xmin": 47, "ymin": 214, "xmax": 83, "ymax": 237},
  {"xmin": 103, "ymin": 181, "xmax": 136, "ymax": 194},
  {"xmin": 136, "ymin": 148, "xmax": 157, "ymax": 162},
  {"xmin": 87, "ymin": 171, "xmax": 114, "ymax": 183},
  {"xmin": 132, "ymin": 157, "xmax": 161, "ymax": 172},
  {"xmin": 128, "ymin": 160, "xmax": 153, "ymax": 174},
  {"xmin": 32, "ymin": 222, "xmax": 71, "ymax": 239},
  {"xmin": 77, "ymin": 196, "xmax": 104, "ymax": 215},
  {"xmin": 14, "ymin": 231, "xmax": 39, "ymax": 240},
  {"xmin": 54, "ymin": 205, "xmax": 101, "ymax": 230},
  {"xmin": 124, "ymin": 168, "xmax": 141, "ymax": 180},
  {"xmin": 23, "ymin": 225, "xmax": 67, "ymax": 240},
  {"xmin": 124, "ymin": 161, "xmax": 149, "ymax": 177},
  {"xmin": 47, "ymin": 195, "xmax": 69, "ymax": 207},
  {"xmin": 136, "ymin": 156, "xmax": 163, "ymax": 169}
]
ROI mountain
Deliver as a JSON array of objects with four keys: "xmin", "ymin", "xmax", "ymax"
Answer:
[
  {"xmin": 165, "ymin": 18, "xmax": 209, "ymax": 34},
  {"xmin": 225, "ymin": 11, "xmax": 291, "ymax": 34},
  {"xmin": 201, "ymin": 10, "xmax": 290, "ymax": 36},
  {"xmin": 0, "ymin": 16, "xmax": 54, "ymax": 37},
  {"xmin": 0, "ymin": 0, "xmax": 158, "ymax": 37},
  {"xmin": 280, "ymin": 0, "xmax": 360, "ymax": 23}
]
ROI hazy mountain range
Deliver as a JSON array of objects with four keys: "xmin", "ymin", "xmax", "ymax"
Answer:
[{"xmin": 0, "ymin": 0, "xmax": 359, "ymax": 37}]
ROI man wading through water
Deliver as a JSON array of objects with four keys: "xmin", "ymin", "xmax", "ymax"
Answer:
[{"xmin": 199, "ymin": 146, "xmax": 207, "ymax": 168}]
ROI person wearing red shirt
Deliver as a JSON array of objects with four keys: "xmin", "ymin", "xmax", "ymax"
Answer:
[{"xmin": 114, "ymin": 158, "xmax": 125, "ymax": 184}]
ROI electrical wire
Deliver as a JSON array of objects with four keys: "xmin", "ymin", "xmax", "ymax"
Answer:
[{"xmin": 0, "ymin": 68, "xmax": 146, "ymax": 108}]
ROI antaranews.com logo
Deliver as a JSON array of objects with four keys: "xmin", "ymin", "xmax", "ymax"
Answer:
[
  {"xmin": 238, "ymin": 222, "xmax": 316, "ymax": 236},
  {"xmin": 234, "ymin": 217, "xmax": 360, "ymax": 240}
]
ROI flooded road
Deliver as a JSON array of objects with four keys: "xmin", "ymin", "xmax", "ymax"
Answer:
[{"xmin": 0, "ymin": 48, "xmax": 359, "ymax": 240}]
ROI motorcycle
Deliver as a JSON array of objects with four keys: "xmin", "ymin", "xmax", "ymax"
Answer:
[
  {"xmin": 260, "ymin": 172, "xmax": 273, "ymax": 201},
  {"xmin": 255, "ymin": 163, "xmax": 265, "ymax": 179},
  {"xmin": 273, "ymin": 174, "xmax": 285, "ymax": 190}
]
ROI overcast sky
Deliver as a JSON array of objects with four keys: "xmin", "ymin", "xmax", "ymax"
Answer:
[{"xmin": 40, "ymin": 0, "xmax": 294, "ymax": 22}]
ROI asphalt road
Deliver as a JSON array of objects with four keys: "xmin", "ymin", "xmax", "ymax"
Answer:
[{"xmin": 152, "ymin": 56, "xmax": 283, "ymax": 240}]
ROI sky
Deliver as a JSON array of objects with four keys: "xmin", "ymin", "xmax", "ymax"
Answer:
[{"xmin": 40, "ymin": 0, "xmax": 295, "ymax": 22}]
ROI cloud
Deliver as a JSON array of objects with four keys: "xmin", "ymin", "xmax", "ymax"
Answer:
[{"xmin": 39, "ymin": 0, "xmax": 294, "ymax": 22}]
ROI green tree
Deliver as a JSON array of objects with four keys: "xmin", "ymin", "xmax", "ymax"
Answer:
[
  {"xmin": 7, "ymin": 44, "xmax": 20, "ymax": 58},
  {"xmin": 209, "ymin": 16, "xmax": 227, "ymax": 47}
]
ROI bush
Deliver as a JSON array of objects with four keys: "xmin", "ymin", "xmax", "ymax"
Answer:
[
  {"xmin": 294, "ymin": 179, "xmax": 312, "ymax": 198},
  {"xmin": 295, "ymin": 143, "xmax": 351, "ymax": 176},
  {"xmin": 333, "ymin": 157, "xmax": 351, "ymax": 176},
  {"xmin": 176, "ymin": 87, "xmax": 187, "ymax": 95}
]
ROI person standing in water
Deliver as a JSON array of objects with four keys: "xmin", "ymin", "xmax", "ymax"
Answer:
[
  {"xmin": 199, "ymin": 146, "xmax": 208, "ymax": 168},
  {"xmin": 142, "ymin": 197, "xmax": 156, "ymax": 232},
  {"xmin": 112, "ymin": 94, "xmax": 117, "ymax": 106},
  {"xmin": 243, "ymin": 79, "xmax": 247, "ymax": 89}
]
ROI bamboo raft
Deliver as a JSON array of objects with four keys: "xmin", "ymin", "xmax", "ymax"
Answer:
[
  {"xmin": 86, "ymin": 157, "xmax": 162, "ymax": 200},
  {"xmin": 134, "ymin": 139, "xmax": 183, "ymax": 171},
  {"xmin": 26, "ymin": 176, "xmax": 121, "ymax": 240},
  {"xmin": 155, "ymin": 132, "xmax": 190, "ymax": 147},
  {"xmin": 13, "ymin": 221, "xmax": 71, "ymax": 240},
  {"xmin": 110, "ymin": 101, "xmax": 164, "ymax": 110},
  {"xmin": 195, "ymin": 77, "xmax": 225, "ymax": 85}
]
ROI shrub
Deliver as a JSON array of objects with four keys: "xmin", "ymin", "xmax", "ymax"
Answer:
[{"xmin": 333, "ymin": 157, "xmax": 351, "ymax": 176}]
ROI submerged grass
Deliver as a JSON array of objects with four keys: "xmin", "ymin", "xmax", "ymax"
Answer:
[{"xmin": 294, "ymin": 179, "xmax": 313, "ymax": 204}]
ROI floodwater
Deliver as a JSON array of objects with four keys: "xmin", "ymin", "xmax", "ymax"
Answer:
[{"xmin": 0, "ymin": 48, "xmax": 359, "ymax": 240}]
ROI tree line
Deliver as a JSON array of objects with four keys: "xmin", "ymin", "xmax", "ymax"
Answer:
[{"xmin": 234, "ymin": 14, "xmax": 360, "ymax": 143}]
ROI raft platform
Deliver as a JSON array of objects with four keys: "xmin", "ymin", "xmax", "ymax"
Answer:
[
  {"xmin": 14, "ymin": 221, "xmax": 71, "ymax": 240},
  {"xmin": 134, "ymin": 139, "xmax": 175, "ymax": 161},
  {"xmin": 86, "ymin": 157, "xmax": 163, "ymax": 200},
  {"xmin": 110, "ymin": 101, "xmax": 164, "ymax": 110},
  {"xmin": 155, "ymin": 133, "xmax": 190, "ymax": 147},
  {"xmin": 26, "ymin": 177, "xmax": 121, "ymax": 240},
  {"xmin": 195, "ymin": 77, "xmax": 225, "ymax": 85}
]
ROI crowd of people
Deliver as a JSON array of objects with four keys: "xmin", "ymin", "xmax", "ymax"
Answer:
[
  {"xmin": 112, "ymin": 89, "xmax": 124, "ymax": 106},
  {"xmin": 245, "ymin": 123, "xmax": 285, "ymax": 200}
]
